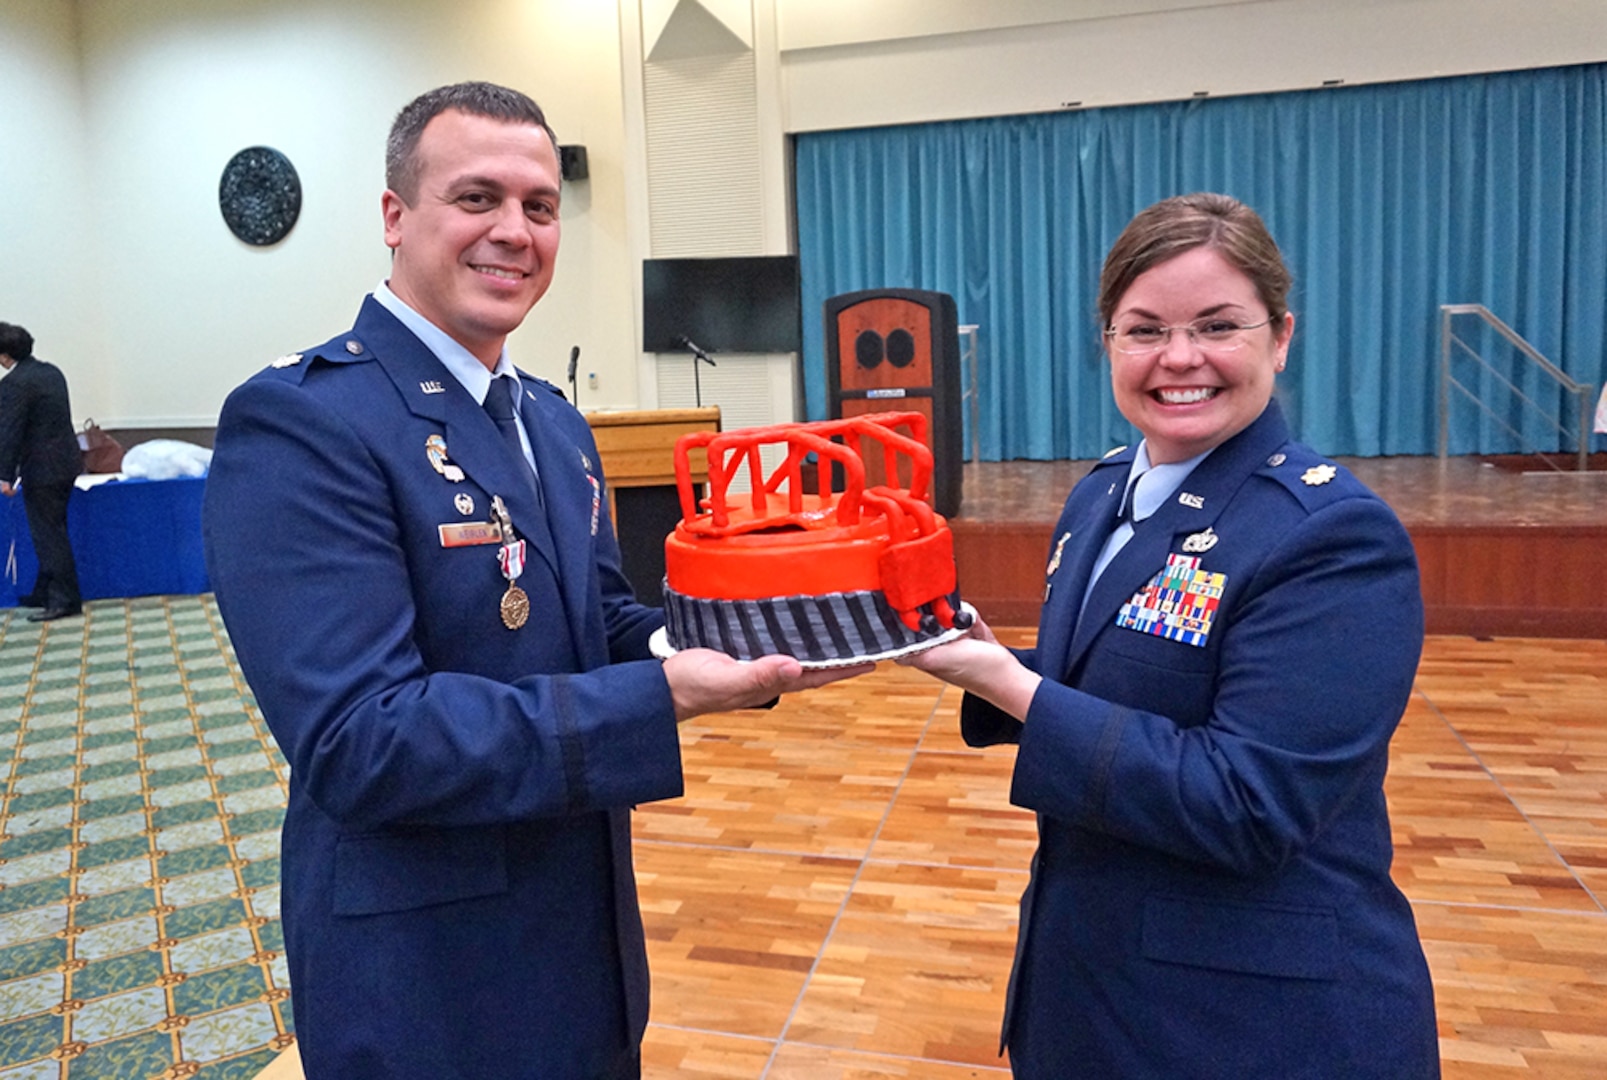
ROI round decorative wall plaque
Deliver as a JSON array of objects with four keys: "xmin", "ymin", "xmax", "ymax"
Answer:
[{"xmin": 218, "ymin": 146, "xmax": 301, "ymax": 246}]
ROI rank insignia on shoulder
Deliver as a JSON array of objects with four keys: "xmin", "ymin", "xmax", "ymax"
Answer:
[
  {"xmin": 1181, "ymin": 527, "xmax": 1219, "ymax": 553},
  {"xmin": 271, "ymin": 353, "xmax": 302, "ymax": 368},
  {"xmin": 1301, "ymin": 463, "xmax": 1338, "ymax": 486}
]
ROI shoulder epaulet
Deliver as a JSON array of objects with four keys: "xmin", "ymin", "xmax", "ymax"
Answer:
[
  {"xmin": 524, "ymin": 375, "xmax": 566, "ymax": 398},
  {"xmin": 259, "ymin": 332, "xmax": 372, "ymax": 385},
  {"xmin": 1257, "ymin": 444, "xmax": 1367, "ymax": 509}
]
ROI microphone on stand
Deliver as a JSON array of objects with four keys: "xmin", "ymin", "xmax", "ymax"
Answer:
[
  {"xmin": 675, "ymin": 335, "xmax": 716, "ymax": 407},
  {"xmin": 567, "ymin": 346, "xmax": 580, "ymax": 403},
  {"xmin": 676, "ymin": 334, "xmax": 717, "ymax": 366}
]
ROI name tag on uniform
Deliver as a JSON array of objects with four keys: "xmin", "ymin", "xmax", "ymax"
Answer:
[{"xmin": 439, "ymin": 522, "xmax": 502, "ymax": 548}]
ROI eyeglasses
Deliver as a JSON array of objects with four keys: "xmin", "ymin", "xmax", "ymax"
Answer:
[{"xmin": 1104, "ymin": 317, "xmax": 1272, "ymax": 356}]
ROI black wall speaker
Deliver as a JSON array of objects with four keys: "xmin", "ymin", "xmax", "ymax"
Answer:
[
  {"xmin": 559, "ymin": 144, "xmax": 589, "ymax": 182},
  {"xmin": 823, "ymin": 288, "xmax": 962, "ymax": 518}
]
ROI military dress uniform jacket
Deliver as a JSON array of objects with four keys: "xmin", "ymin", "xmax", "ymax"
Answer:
[
  {"xmin": 962, "ymin": 402, "xmax": 1439, "ymax": 1079},
  {"xmin": 203, "ymin": 298, "xmax": 682, "ymax": 1079}
]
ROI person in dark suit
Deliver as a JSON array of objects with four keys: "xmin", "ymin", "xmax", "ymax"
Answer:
[
  {"xmin": 203, "ymin": 82, "xmax": 863, "ymax": 1079},
  {"xmin": 907, "ymin": 194, "xmax": 1438, "ymax": 1078},
  {"xmin": 0, "ymin": 321, "xmax": 83, "ymax": 622}
]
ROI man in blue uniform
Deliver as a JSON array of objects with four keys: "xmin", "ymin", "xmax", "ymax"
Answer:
[{"xmin": 203, "ymin": 82, "xmax": 855, "ymax": 1079}]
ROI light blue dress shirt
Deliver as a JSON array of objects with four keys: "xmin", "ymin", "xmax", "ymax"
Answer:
[
  {"xmin": 1081, "ymin": 441, "xmax": 1212, "ymax": 615},
  {"xmin": 373, "ymin": 281, "xmax": 539, "ymax": 477}
]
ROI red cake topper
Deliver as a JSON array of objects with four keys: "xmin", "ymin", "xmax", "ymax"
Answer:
[{"xmin": 668, "ymin": 413, "xmax": 968, "ymax": 633}]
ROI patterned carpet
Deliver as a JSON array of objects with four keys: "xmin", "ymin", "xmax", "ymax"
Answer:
[{"xmin": 0, "ymin": 597, "xmax": 292, "ymax": 1080}]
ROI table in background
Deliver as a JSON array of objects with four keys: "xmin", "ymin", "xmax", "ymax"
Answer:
[{"xmin": 2, "ymin": 475, "xmax": 209, "ymax": 606}]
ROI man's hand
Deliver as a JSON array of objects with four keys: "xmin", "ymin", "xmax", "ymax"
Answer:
[
  {"xmin": 0, "ymin": 482, "xmax": 13, "ymax": 497},
  {"xmin": 662, "ymin": 648, "xmax": 873, "ymax": 722}
]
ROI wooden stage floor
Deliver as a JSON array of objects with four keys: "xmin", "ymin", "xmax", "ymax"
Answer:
[
  {"xmin": 949, "ymin": 455, "xmax": 1607, "ymax": 637},
  {"xmin": 630, "ymin": 634, "xmax": 1607, "ymax": 1079}
]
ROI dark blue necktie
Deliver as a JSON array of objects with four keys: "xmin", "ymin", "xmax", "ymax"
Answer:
[
  {"xmin": 1116, "ymin": 471, "xmax": 1147, "ymax": 527},
  {"xmin": 484, "ymin": 376, "xmax": 541, "ymax": 504}
]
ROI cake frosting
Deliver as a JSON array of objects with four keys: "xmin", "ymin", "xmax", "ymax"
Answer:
[{"xmin": 661, "ymin": 412, "xmax": 970, "ymax": 664}]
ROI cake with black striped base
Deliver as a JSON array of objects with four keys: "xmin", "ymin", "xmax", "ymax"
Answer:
[{"xmin": 656, "ymin": 412, "xmax": 971, "ymax": 666}]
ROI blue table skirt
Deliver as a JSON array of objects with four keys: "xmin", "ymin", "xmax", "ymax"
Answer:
[{"xmin": 3, "ymin": 476, "xmax": 209, "ymax": 605}]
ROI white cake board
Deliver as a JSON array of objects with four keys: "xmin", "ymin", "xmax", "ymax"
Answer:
[{"xmin": 648, "ymin": 602, "xmax": 978, "ymax": 670}]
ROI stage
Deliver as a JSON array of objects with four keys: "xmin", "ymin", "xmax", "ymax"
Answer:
[{"xmin": 950, "ymin": 453, "xmax": 1607, "ymax": 638}]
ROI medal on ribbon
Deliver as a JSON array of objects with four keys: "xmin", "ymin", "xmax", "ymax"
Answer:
[{"xmin": 490, "ymin": 496, "xmax": 530, "ymax": 629}]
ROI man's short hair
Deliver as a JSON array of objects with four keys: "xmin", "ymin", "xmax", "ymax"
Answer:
[
  {"xmin": 386, "ymin": 81, "xmax": 557, "ymax": 203},
  {"xmin": 0, "ymin": 322, "xmax": 34, "ymax": 361}
]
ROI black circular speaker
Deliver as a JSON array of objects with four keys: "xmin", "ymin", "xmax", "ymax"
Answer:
[
  {"xmin": 855, "ymin": 330, "xmax": 885, "ymax": 369},
  {"xmin": 886, "ymin": 328, "xmax": 917, "ymax": 368},
  {"xmin": 219, "ymin": 146, "xmax": 301, "ymax": 246}
]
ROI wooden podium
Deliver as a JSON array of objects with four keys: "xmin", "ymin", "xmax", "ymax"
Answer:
[{"xmin": 586, "ymin": 407, "xmax": 719, "ymax": 604}]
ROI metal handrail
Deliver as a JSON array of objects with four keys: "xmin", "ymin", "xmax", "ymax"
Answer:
[
  {"xmin": 1437, "ymin": 304, "xmax": 1595, "ymax": 472},
  {"xmin": 958, "ymin": 324, "xmax": 980, "ymax": 463}
]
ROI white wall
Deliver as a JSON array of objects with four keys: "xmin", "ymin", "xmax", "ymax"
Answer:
[
  {"xmin": 0, "ymin": 0, "xmax": 101, "ymax": 418},
  {"xmin": 4, "ymin": 0, "xmax": 1605, "ymax": 429},
  {"xmin": 777, "ymin": 0, "xmax": 1607, "ymax": 132},
  {"xmin": 1, "ymin": 0, "xmax": 637, "ymax": 428}
]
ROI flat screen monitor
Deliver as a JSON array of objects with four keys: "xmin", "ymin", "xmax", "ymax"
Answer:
[{"xmin": 642, "ymin": 256, "xmax": 801, "ymax": 354}]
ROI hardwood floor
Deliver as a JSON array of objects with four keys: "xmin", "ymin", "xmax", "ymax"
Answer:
[{"xmin": 634, "ymin": 634, "xmax": 1607, "ymax": 1079}]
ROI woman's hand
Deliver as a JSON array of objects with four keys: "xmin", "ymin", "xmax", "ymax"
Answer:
[{"xmin": 900, "ymin": 616, "xmax": 1042, "ymax": 722}]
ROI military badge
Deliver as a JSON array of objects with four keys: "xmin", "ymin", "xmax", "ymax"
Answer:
[{"xmin": 426, "ymin": 434, "xmax": 465, "ymax": 483}]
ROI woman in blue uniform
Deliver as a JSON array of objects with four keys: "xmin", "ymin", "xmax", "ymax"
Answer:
[{"xmin": 909, "ymin": 193, "xmax": 1439, "ymax": 1078}]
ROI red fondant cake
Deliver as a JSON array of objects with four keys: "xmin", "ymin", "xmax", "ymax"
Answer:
[{"xmin": 660, "ymin": 412, "xmax": 970, "ymax": 664}]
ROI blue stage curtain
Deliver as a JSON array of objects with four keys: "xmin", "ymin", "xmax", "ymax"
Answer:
[{"xmin": 796, "ymin": 63, "xmax": 1607, "ymax": 459}]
